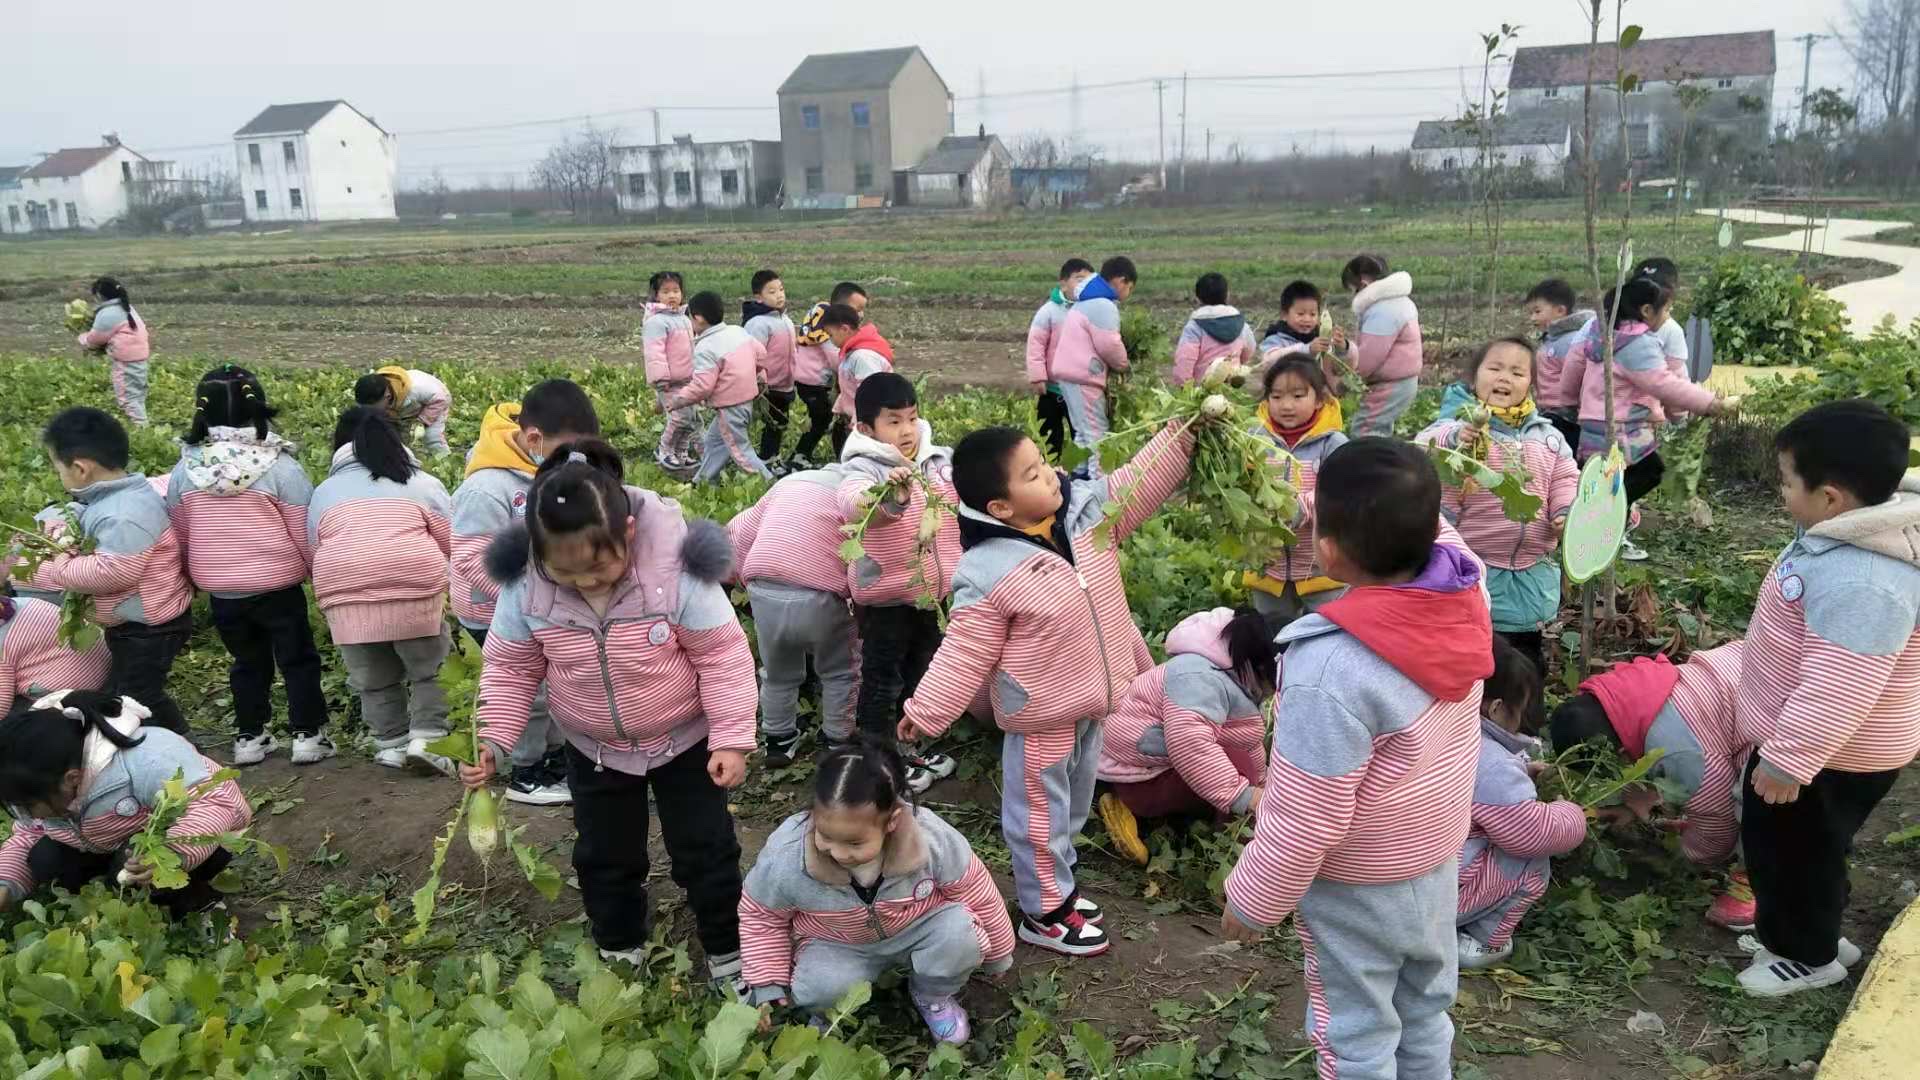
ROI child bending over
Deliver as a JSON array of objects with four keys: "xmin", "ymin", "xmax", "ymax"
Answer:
[
  {"xmin": 0, "ymin": 597, "xmax": 109, "ymax": 712},
  {"xmin": 355, "ymin": 367, "xmax": 453, "ymax": 456}
]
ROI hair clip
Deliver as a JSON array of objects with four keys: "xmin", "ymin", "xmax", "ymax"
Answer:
[
  {"xmin": 555, "ymin": 495, "xmax": 567, "ymax": 504},
  {"xmin": 568, "ymin": 450, "xmax": 588, "ymax": 463}
]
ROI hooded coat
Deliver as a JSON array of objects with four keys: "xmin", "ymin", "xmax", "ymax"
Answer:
[
  {"xmin": 166, "ymin": 427, "xmax": 314, "ymax": 598},
  {"xmin": 1170, "ymin": 305, "xmax": 1256, "ymax": 386}
]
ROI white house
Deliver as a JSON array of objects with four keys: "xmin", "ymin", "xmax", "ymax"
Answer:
[
  {"xmin": 234, "ymin": 100, "xmax": 396, "ymax": 223},
  {"xmin": 1409, "ymin": 117, "xmax": 1570, "ymax": 182},
  {"xmin": 0, "ymin": 138, "xmax": 177, "ymax": 233},
  {"xmin": 608, "ymin": 137, "xmax": 783, "ymax": 212},
  {"xmin": 908, "ymin": 134, "xmax": 1012, "ymax": 208}
]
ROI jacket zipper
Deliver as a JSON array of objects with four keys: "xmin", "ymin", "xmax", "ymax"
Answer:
[{"xmin": 590, "ymin": 623, "xmax": 628, "ymax": 743}]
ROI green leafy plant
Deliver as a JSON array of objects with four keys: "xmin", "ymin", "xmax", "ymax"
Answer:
[
  {"xmin": 1685, "ymin": 256, "xmax": 1849, "ymax": 366},
  {"xmin": 7, "ymin": 509, "xmax": 104, "ymax": 650},
  {"xmin": 1740, "ymin": 318, "xmax": 1920, "ymax": 426},
  {"xmin": 836, "ymin": 472, "xmax": 957, "ymax": 628},
  {"xmin": 1426, "ymin": 406, "xmax": 1544, "ymax": 523},
  {"xmin": 120, "ymin": 769, "xmax": 287, "ymax": 890}
]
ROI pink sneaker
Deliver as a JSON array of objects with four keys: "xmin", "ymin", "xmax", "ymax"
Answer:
[
  {"xmin": 1707, "ymin": 872, "xmax": 1757, "ymax": 932},
  {"xmin": 911, "ymin": 990, "xmax": 971, "ymax": 1044}
]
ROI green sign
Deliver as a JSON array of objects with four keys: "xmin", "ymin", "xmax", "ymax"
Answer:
[{"xmin": 1563, "ymin": 446, "xmax": 1629, "ymax": 583}]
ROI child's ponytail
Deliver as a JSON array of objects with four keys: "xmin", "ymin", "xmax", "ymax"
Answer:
[
  {"xmin": 186, "ymin": 364, "xmax": 279, "ymax": 444},
  {"xmin": 526, "ymin": 438, "xmax": 629, "ymax": 566},
  {"xmin": 332, "ymin": 406, "xmax": 414, "ymax": 484},
  {"xmin": 1221, "ymin": 606, "xmax": 1280, "ymax": 698},
  {"xmin": 1486, "ymin": 636, "xmax": 1543, "ymax": 733},
  {"xmin": 1602, "ymin": 277, "xmax": 1674, "ymax": 329},
  {"xmin": 814, "ymin": 734, "xmax": 913, "ymax": 812},
  {"xmin": 0, "ymin": 690, "xmax": 145, "ymax": 809},
  {"xmin": 90, "ymin": 276, "xmax": 137, "ymax": 331}
]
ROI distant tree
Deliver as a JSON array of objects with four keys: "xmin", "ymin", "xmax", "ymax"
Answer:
[
  {"xmin": 1837, "ymin": 0, "xmax": 1920, "ymax": 123},
  {"xmin": 534, "ymin": 124, "xmax": 619, "ymax": 218}
]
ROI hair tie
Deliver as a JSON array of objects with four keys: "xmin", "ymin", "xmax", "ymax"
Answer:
[{"xmin": 567, "ymin": 450, "xmax": 587, "ymax": 464}]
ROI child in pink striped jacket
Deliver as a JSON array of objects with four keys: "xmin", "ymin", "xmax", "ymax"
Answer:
[
  {"xmin": 739, "ymin": 739, "xmax": 1014, "ymax": 1044},
  {"xmin": 77, "ymin": 277, "xmax": 152, "ymax": 426},
  {"xmin": 1170, "ymin": 272, "xmax": 1256, "ymax": 387},
  {"xmin": 461, "ymin": 441, "xmax": 757, "ymax": 992},
  {"xmin": 310, "ymin": 408, "xmax": 454, "ymax": 777},
  {"xmin": 1246, "ymin": 356, "xmax": 1349, "ymax": 632},
  {"xmin": 1341, "ymin": 255, "xmax": 1425, "ymax": 438},
  {"xmin": 662, "ymin": 292, "xmax": 772, "ymax": 484},
  {"xmin": 1048, "ymin": 257, "xmax": 1136, "ymax": 470},
  {"xmin": 166, "ymin": 366, "xmax": 330, "ymax": 768},
  {"xmin": 355, "ymin": 367, "xmax": 453, "ymax": 456},
  {"xmin": 643, "ymin": 271, "xmax": 700, "ymax": 473},
  {"xmin": 0, "ymin": 597, "xmax": 109, "ymax": 710}
]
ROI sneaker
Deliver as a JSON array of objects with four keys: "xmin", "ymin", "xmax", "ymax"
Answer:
[
  {"xmin": 504, "ymin": 764, "xmax": 572, "ymax": 806},
  {"xmin": 372, "ymin": 747, "xmax": 408, "ymax": 770},
  {"xmin": 787, "ymin": 455, "xmax": 816, "ymax": 473},
  {"xmin": 709, "ymin": 951, "xmax": 747, "ymax": 999},
  {"xmin": 1018, "ymin": 910, "xmax": 1109, "ymax": 957},
  {"xmin": 404, "ymin": 737, "xmax": 456, "ymax": 778},
  {"xmin": 1069, "ymin": 892, "xmax": 1105, "ymax": 925},
  {"xmin": 905, "ymin": 750, "xmax": 957, "ymax": 794},
  {"xmin": 1458, "ymin": 932, "xmax": 1514, "ymax": 971},
  {"xmin": 1619, "ymin": 537, "xmax": 1650, "ymax": 562},
  {"xmin": 765, "ymin": 730, "xmax": 801, "ymax": 769},
  {"xmin": 599, "ymin": 946, "xmax": 645, "ymax": 968},
  {"xmin": 232, "ymin": 732, "xmax": 277, "ymax": 766},
  {"xmin": 766, "ymin": 460, "xmax": 792, "ymax": 479},
  {"xmin": 1737, "ymin": 934, "xmax": 1861, "ymax": 968},
  {"xmin": 1706, "ymin": 878, "xmax": 1757, "ymax": 932},
  {"xmin": 1736, "ymin": 948, "xmax": 1848, "ymax": 997},
  {"xmin": 911, "ymin": 990, "xmax": 971, "ymax": 1044},
  {"xmin": 1098, "ymin": 793, "xmax": 1150, "ymax": 866},
  {"xmin": 290, "ymin": 733, "xmax": 337, "ymax": 765}
]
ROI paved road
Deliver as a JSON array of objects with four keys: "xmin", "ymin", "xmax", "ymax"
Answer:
[{"xmin": 1704, "ymin": 209, "xmax": 1919, "ymax": 335}]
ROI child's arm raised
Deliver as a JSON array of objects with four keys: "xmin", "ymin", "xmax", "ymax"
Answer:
[
  {"xmin": 1093, "ymin": 421, "xmax": 1198, "ymax": 544},
  {"xmin": 899, "ymin": 576, "xmax": 1010, "ymax": 740}
]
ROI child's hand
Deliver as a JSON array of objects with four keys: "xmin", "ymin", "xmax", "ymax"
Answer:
[
  {"xmin": 1651, "ymin": 814, "xmax": 1689, "ymax": 833},
  {"xmin": 895, "ymin": 717, "xmax": 921, "ymax": 744},
  {"xmin": 117, "ymin": 856, "xmax": 154, "ymax": 888},
  {"xmin": 1246, "ymin": 786, "xmax": 1265, "ymax": 816},
  {"xmin": 1309, "ymin": 337, "xmax": 1331, "ymax": 356},
  {"xmin": 1456, "ymin": 426, "xmax": 1482, "ymax": 455},
  {"xmin": 885, "ymin": 466, "xmax": 912, "ymax": 488},
  {"xmin": 1751, "ymin": 767, "xmax": 1800, "ymax": 805},
  {"xmin": 1621, "ymin": 784, "xmax": 1663, "ymax": 821},
  {"xmin": 1525, "ymin": 760, "xmax": 1551, "ymax": 779},
  {"xmin": 1219, "ymin": 907, "xmax": 1263, "ymax": 943},
  {"xmin": 708, "ymin": 749, "xmax": 747, "ymax": 789},
  {"xmin": 459, "ymin": 745, "xmax": 496, "ymax": 789},
  {"xmin": 1030, "ymin": 380, "xmax": 1046, "ymax": 394},
  {"xmin": 652, "ymin": 398, "xmax": 665, "ymax": 415},
  {"xmin": 1330, "ymin": 327, "xmax": 1347, "ymax": 349}
]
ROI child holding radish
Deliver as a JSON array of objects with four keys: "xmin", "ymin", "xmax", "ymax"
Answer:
[
  {"xmin": 1169, "ymin": 272, "xmax": 1255, "ymax": 387},
  {"xmin": 1245, "ymin": 356, "xmax": 1348, "ymax": 632},
  {"xmin": 76, "ymin": 277, "xmax": 152, "ymax": 427}
]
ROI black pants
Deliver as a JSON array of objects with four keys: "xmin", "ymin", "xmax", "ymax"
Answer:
[
  {"xmin": 106, "ymin": 609, "xmax": 193, "ymax": 734},
  {"xmin": 566, "ymin": 740, "xmax": 742, "ymax": 958},
  {"xmin": 1623, "ymin": 451, "xmax": 1665, "ymax": 506},
  {"xmin": 855, "ymin": 604, "xmax": 943, "ymax": 739},
  {"xmin": 829, "ymin": 414, "xmax": 852, "ymax": 459},
  {"xmin": 28, "ymin": 837, "xmax": 231, "ymax": 918},
  {"xmin": 209, "ymin": 585, "xmax": 327, "ymax": 738},
  {"xmin": 1544, "ymin": 410, "xmax": 1580, "ymax": 450},
  {"xmin": 1742, "ymin": 752, "xmax": 1900, "ymax": 967},
  {"xmin": 758, "ymin": 388, "xmax": 795, "ymax": 462},
  {"xmin": 791, "ymin": 384, "xmax": 835, "ymax": 462},
  {"xmin": 1036, "ymin": 389, "xmax": 1074, "ymax": 461}
]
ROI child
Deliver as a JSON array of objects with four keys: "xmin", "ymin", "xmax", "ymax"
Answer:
[
  {"xmin": 310, "ymin": 408, "xmax": 454, "ymax": 776},
  {"xmin": 0, "ymin": 690, "xmax": 249, "ymax": 918},
  {"xmin": 1342, "ymin": 255, "xmax": 1424, "ymax": 438},
  {"xmin": 1258, "ymin": 279, "xmax": 1345, "ymax": 370},
  {"xmin": 165, "ymin": 366, "xmax": 330, "ymax": 766},
  {"xmin": 1220, "ymin": 438, "xmax": 1493, "ymax": 1080},
  {"xmin": 822, "ymin": 301, "xmax": 893, "ymax": 459},
  {"xmin": 738, "ymin": 738, "xmax": 1016, "ymax": 1043},
  {"xmin": 354, "ymin": 367, "xmax": 452, "ymax": 456},
  {"xmin": 1631, "ymin": 258, "xmax": 1712, "ymax": 384},
  {"xmin": 1049, "ymin": 256, "xmax": 1135, "ymax": 466},
  {"xmin": 665, "ymin": 291, "xmax": 772, "ymax": 484},
  {"xmin": 837, "ymin": 374, "xmax": 959, "ymax": 793},
  {"xmin": 1525, "ymin": 279, "xmax": 1594, "ymax": 448},
  {"xmin": 0, "ymin": 597, "xmax": 110, "ymax": 712},
  {"xmin": 1556, "ymin": 276, "xmax": 1729, "ymax": 561},
  {"xmin": 743, "ymin": 270, "xmax": 798, "ymax": 471},
  {"xmin": 1028, "ymin": 258, "xmax": 1096, "ymax": 460},
  {"xmin": 900, "ymin": 416, "xmax": 1199, "ymax": 956},
  {"xmin": 29, "ymin": 408, "xmax": 194, "ymax": 734},
  {"xmin": 1170, "ymin": 272, "xmax": 1256, "ymax": 386},
  {"xmin": 1456, "ymin": 639, "xmax": 1586, "ymax": 969},
  {"xmin": 1549, "ymin": 641, "xmax": 1755, "ymax": 930},
  {"xmin": 728, "ymin": 459, "xmax": 857, "ymax": 767},
  {"xmin": 1096, "ymin": 607, "xmax": 1276, "ymax": 865},
  {"xmin": 1415, "ymin": 338, "xmax": 1579, "ymax": 677},
  {"xmin": 1245, "ymin": 356, "xmax": 1348, "ymax": 632},
  {"xmin": 76, "ymin": 277, "xmax": 151, "ymax": 427},
  {"xmin": 1730, "ymin": 401, "xmax": 1920, "ymax": 996},
  {"xmin": 792, "ymin": 282, "xmax": 866, "ymax": 465},
  {"xmin": 642, "ymin": 271, "xmax": 699, "ymax": 473},
  {"xmin": 451, "ymin": 379, "xmax": 600, "ymax": 805},
  {"xmin": 462, "ymin": 441, "xmax": 756, "ymax": 991}
]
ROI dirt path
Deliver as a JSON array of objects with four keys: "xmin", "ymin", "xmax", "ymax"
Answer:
[{"xmin": 1708, "ymin": 209, "xmax": 1920, "ymax": 334}]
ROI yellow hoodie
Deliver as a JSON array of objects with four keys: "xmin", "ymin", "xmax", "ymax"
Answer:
[
  {"xmin": 1244, "ymin": 398, "xmax": 1346, "ymax": 599},
  {"xmin": 465, "ymin": 403, "xmax": 537, "ymax": 478},
  {"xmin": 375, "ymin": 365, "xmax": 411, "ymax": 403}
]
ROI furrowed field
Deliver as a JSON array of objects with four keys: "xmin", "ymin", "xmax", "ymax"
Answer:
[{"xmin": 0, "ymin": 205, "xmax": 1915, "ymax": 1080}]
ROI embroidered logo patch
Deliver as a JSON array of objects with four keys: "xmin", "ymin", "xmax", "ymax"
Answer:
[
  {"xmin": 648, "ymin": 622, "xmax": 671, "ymax": 646},
  {"xmin": 114, "ymin": 797, "xmax": 140, "ymax": 817},
  {"xmin": 1780, "ymin": 574, "xmax": 1804, "ymax": 603},
  {"xmin": 510, "ymin": 490, "xmax": 528, "ymax": 517},
  {"xmin": 912, "ymin": 877, "xmax": 936, "ymax": 901}
]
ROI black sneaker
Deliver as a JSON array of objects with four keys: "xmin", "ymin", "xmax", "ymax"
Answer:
[
  {"xmin": 766, "ymin": 460, "xmax": 792, "ymax": 479},
  {"xmin": 505, "ymin": 763, "xmax": 572, "ymax": 806},
  {"xmin": 1068, "ymin": 891, "xmax": 1105, "ymax": 925},
  {"xmin": 765, "ymin": 730, "xmax": 801, "ymax": 768},
  {"xmin": 1018, "ymin": 909, "xmax": 1110, "ymax": 956}
]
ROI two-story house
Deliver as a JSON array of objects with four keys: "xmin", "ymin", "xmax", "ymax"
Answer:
[
  {"xmin": 0, "ymin": 137, "xmax": 175, "ymax": 233},
  {"xmin": 234, "ymin": 100, "xmax": 397, "ymax": 223},
  {"xmin": 777, "ymin": 46, "xmax": 953, "ymax": 207}
]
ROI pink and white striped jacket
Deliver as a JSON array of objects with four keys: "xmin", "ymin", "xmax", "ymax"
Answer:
[
  {"xmin": 666, "ymin": 324, "xmax": 764, "ymax": 411},
  {"xmin": 0, "ymin": 598, "xmax": 109, "ymax": 701},
  {"xmin": 728, "ymin": 466, "xmax": 853, "ymax": 597},
  {"xmin": 832, "ymin": 325, "xmax": 895, "ymax": 420},
  {"xmin": 1049, "ymin": 275, "xmax": 1129, "ymax": 390},
  {"xmin": 307, "ymin": 445, "xmax": 452, "ymax": 645},
  {"xmin": 1533, "ymin": 311, "xmax": 1594, "ymax": 412},
  {"xmin": 902, "ymin": 423, "xmax": 1195, "ymax": 739},
  {"xmin": 28, "ymin": 475, "xmax": 192, "ymax": 628},
  {"xmin": 1348, "ymin": 272, "xmax": 1424, "ymax": 385},
  {"xmin": 0, "ymin": 726, "xmax": 249, "ymax": 905},
  {"xmin": 1656, "ymin": 641, "xmax": 1745, "ymax": 865},
  {"xmin": 1416, "ymin": 411, "xmax": 1579, "ymax": 571},
  {"xmin": 836, "ymin": 423, "xmax": 961, "ymax": 608},
  {"xmin": 1558, "ymin": 321, "xmax": 1717, "ymax": 434},
  {"xmin": 737, "ymin": 806, "xmax": 1017, "ymax": 1004},
  {"xmin": 1097, "ymin": 608, "xmax": 1269, "ymax": 814},
  {"xmin": 1170, "ymin": 305, "xmax": 1256, "ymax": 387},
  {"xmin": 77, "ymin": 304, "xmax": 150, "ymax": 364},
  {"xmin": 743, "ymin": 304, "xmax": 797, "ymax": 393},
  {"xmin": 1025, "ymin": 294, "xmax": 1071, "ymax": 384},
  {"xmin": 165, "ymin": 430, "xmax": 313, "ymax": 598},
  {"xmin": 1456, "ymin": 718, "xmax": 1587, "ymax": 924},
  {"xmin": 642, "ymin": 302, "xmax": 694, "ymax": 386},
  {"xmin": 476, "ymin": 488, "xmax": 756, "ymax": 774},
  {"xmin": 1737, "ymin": 477, "xmax": 1920, "ymax": 786}
]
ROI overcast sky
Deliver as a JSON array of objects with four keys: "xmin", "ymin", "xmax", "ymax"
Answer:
[{"xmin": 5, "ymin": 0, "xmax": 1855, "ymax": 187}]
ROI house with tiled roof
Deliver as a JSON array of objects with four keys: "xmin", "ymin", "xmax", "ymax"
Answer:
[
  {"xmin": 1409, "ymin": 117, "xmax": 1571, "ymax": 181},
  {"xmin": 233, "ymin": 100, "xmax": 396, "ymax": 223},
  {"xmin": 1507, "ymin": 30, "xmax": 1777, "ymax": 156},
  {"xmin": 0, "ymin": 137, "xmax": 176, "ymax": 233},
  {"xmin": 777, "ymin": 46, "xmax": 954, "ymax": 207}
]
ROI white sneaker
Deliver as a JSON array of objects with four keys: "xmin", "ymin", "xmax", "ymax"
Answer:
[
  {"xmin": 708, "ymin": 952, "xmax": 747, "ymax": 999},
  {"xmin": 1619, "ymin": 538, "xmax": 1650, "ymax": 562},
  {"xmin": 404, "ymin": 737, "xmax": 455, "ymax": 778},
  {"xmin": 291, "ymin": 733, "xmax": 337, "ymax": 765},
  {"xmin": 372, "ymin": 747, "xmax": 408, "ymax": 770},
  {"xmin": 1736, "ymin": 947, "xmax": 1849, "ymax": 997},
  {"xmin": 1457, "ymin": 932, "xmax": 1514, "ymax": 970},
  {"xmin": 1737, "ymin": 934, "xmax": 1861, "ymax": 968},
  {"xmin": 232, "ymin": 732, "xmax": 277, "ymax": 766},
  {"xmin": 905, "ymin": 750, "xmax": 957, "ymax": 794},
  {"xmin": 599, "ymin": 946, "xmax": 646, "ymax": 968}
]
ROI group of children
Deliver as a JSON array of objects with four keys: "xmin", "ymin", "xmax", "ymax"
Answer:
[{"xmin": 0, "ymin": 253, "xmax": 1912, "ymax": 1070}]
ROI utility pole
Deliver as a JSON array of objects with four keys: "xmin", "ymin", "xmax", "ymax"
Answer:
[
  {"xmin": 1155, "ymin": 80, "xmax": 1167, "ymax": 190},
  {"xmin": 1206, "ymin": 128, "xmax": 1212, "ymax": 168},
  {"xmin": 651, "ymin": 108, "xmax": 663, "ymax": 146},
  {"xmin": 1178, "ymin": 73, "xmax": 1190, "ymax": 193},
  {"xmin": 978, "ymin": 69, "xmax": 988, "ymax": 135},
  {"xmin": 1793, "ymin": 33, "xmax": 1829, "ymax": 132},
  {"xmin": 1069, "ymin": 71, "xmax": 1082, "ymax": 158}
]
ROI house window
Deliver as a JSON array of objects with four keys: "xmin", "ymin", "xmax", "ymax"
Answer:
[
  {"xmin": 721, "ymin": 169, "xmax": 739, "ymax": 195},
  {"xmin": 802, "ymin": 105, "xmax": 820, "ymax": 130},
  {"xmin": 66, "ymin": 203, "xmax": 79, "ymax": 229},
  {"xmin": 248, "ymin": 143, "xmax": 262, "ymax": 167},
  {"xmin": 254, "ymin": 189, "xmax": 268, "ymax": 210},
  {"xmin": 851, "ymin": 102, "xmax": 870, "ymax": 128},
  {"xmin": 854, "ymin": 164, "xmax": 873, "ymax": 189},
  {"xmin": 628, "ymin": 173, "xmax": 647, "ymax": 196},
  {"xmin": 805, "ymin": 166, "xmax": 824, "ymax": 194},
  {"xmin": 289, "ymin": 188, "xmax": 303, "ymax": 210},
  {"xmin": 1716, "ymin": 78, "xmax": 1734, "ymax": 89},
  {"xmin": 673, "ymin": 171, "xmax": 692, "ymax": 196},
  {"xmin": 283, "ymin": 140, "xmax": 296, "ymax": 164},
  {"xmin": 1543, "ymin": 86, "xmax": 1559, "ymax": 98},
  {"xmin": 1442, "ymin": 156, "xmax": 1458, "ymax": 170},
  {"xmin": 121, "ymin": 162, "xmax": 132, "ymax": 183},
  {"xmin": 1628, "ymin": 80, "xmax": 1646, "ymax": 93}
]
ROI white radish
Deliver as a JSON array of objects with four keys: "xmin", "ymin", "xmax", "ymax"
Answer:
[{"xmin": 1202, "ymin": 394, "xmax": 1232, "ymax": 419}]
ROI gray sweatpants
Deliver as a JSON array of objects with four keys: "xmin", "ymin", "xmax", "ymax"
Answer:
[
  {"xmin": 112, "ymin": 361, "xmax": 148, "ymax": 426},
  {"xmin": 1003, "ymin": 718, "xmax": 1103, "ymax": 918},
  {"xmin": 1058, "ymin": 383, "xmax": 1109, "ymax": 477},
  {"xmin": 338, "ymin": 628, "xmax": 451, "ymax": 745},
  {"xmin": 655, "ymin": 383, "xmax": 702, "ymax": 469},
  {"xmin": 1249, "ymin": 583, "xmax": 1345, "ymax": 636},
  {"xmin": 790, "ymin": 901, "xmax": 984, "ymax": 1009},
  {"xmin": 696, "ymin": 403, "xmax": 772, "ymax": 484},
  {"xmin": 1294, "ymin": 858, "xmax": 1459, "ymax": 1080},
  {"xmin": 1351, "ymin": 376, "xmax": 1419, "ymax": 439},
  {"xmin": 747, "ymin": 581, "xmax": 858, "ymax": 742}
]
